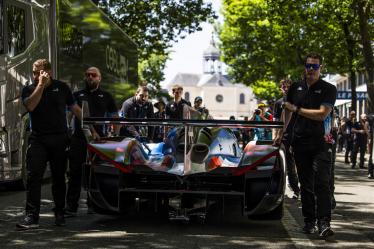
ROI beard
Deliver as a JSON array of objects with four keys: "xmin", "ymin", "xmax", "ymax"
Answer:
[{"xmin": 85, "ymin": 79, "xmax": 99, "ymax": 90}]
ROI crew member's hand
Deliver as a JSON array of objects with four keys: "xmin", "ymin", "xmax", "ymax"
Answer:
[
  {"xmin": 92, "ymin": 130, "xmax": 101, "ymax": 141},
  {"xmin": 283, "ymin": 102, "xmax": 297, "ymax": 112},
  {"xmin": 273, "ymin": 136, "xmax": 282, "ymax": 146},
  {"xmin": 38, "ymin": 70, "xmax": 50, "ymax": 88}
]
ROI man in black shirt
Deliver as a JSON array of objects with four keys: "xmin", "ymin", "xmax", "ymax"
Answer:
[
  {"xmin": 65, "ymin": 67, "xmax": 118, "ymax": 216},
  {"xmin": 165, "ymin": 85, "xmax": 191, "ymax": 120},
  {"xmin": 153, "ymin": 100, "xmax": 166, "ymax": 142},
  {"xmin": 120, "ymin": 86, "xmax": 154, "ymax": 140},
  {"xmin": 17, "ymin": 59, "xmax": 82, "ymax": 229},
  {"xmin": 273, "ymin": 78, "xmax": 300, "ymax": 199},
  {"xmin": 283, "ymin": 53, "xmax": 337, "ymax": 238},
  {"xmin": 343, "ymin": 111, "xmax": 356, "ymax": 164},
  {"xmin": 351, "ymin": 114, "xmax": 369, "ymax": 169}
]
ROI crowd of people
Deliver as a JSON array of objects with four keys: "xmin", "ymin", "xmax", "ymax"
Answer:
[{"xmin": 16, "ymin": 55, "xmax": 373, "ymax": 240}]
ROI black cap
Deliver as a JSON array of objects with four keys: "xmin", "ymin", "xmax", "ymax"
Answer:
[
  {"xmin": 154, "ymin": 100, "xmax": 166, "ymax": 109},
  {"xmin": 194, "ymin": 96, "xmax": 202, "ymax": 102}
]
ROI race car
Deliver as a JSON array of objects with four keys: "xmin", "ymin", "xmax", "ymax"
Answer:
[{"xmin": 82, "ymin": 117, "xmax": 286, "ymax": 221}]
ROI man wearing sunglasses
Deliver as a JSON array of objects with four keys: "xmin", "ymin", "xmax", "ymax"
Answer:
[
  {"xmin": 65, "ymin": 67, "xmax": 118, "ymax": 216},
  {"xmin": 17, "ymin": 59, "xmax": 82, "ymax": 229},
  {"xmin": 283, "ymin": 53, "xmax": 337, "ymax": 238}
]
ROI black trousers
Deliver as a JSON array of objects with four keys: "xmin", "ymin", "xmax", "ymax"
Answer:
[
  {"xmin": 26, "ymin": 134, "xmax": 69, "ymax": 218},
  {"xmin": 293, "ymin": 145, "xmax": 332, "ymax": 223},
  {"xmin": 66, "ymin": 136, "xmax": 87, "ymax": 211},
  {"xmin": 283, "ymin": 142, "xmax": 299, "ymax": 194},
  {"xmin": 351, "ymin": 138, "xmax": 367, "ymax": 167},
  {"xmin": 345, "ymin": 136, "xmax": 353, "ymax": 162}
]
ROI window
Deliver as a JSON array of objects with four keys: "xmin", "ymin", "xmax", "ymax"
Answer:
[
  {"xmin": 347, "ymin": 79, "xmax": 351, "ymax": 90},
  {"xmin": 239, "ymin": 93, "xmax": 245, "ymax": 104},
  {"xmin": 360, "ymin": 72, "xmax": 365, "ymax": 85},
  {"xmin": 0, "ymin": 0, "xmax": 3, "ymax": 54},
  {"xmin": 184, "ymin": 92, "xmax": 190, "ymax": 102},
  {"xmin": 6, "ymin": 4, "xmax": 26, "ymax": 56},
  {"xmin": 216, "ymin": 94, "xmax": 223, "ymax": 103}
]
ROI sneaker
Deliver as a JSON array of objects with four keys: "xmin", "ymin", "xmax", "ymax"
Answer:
[
  {"xmin": 351, "ymin": 164, "xmax": 356, "ymax": 169},
  {"xmin": 368, "ymin": 173, "xmax": 373, "ymax": 179},
  {"xmin": 54, "ymin": 212, "xmax": 65, "ymax": 226},
  {"xmin": 16, "ymin": 215, "xmax": 39, "ymax": 230},
  {"xmin": 318, "ymin": 220, "xmax": 334, "ymax": 238},
  {"xmin": 302, "ymin": 222, "xmax": 316, "ymax": 234}
]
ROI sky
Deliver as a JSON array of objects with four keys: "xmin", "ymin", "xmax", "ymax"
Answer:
[{"xmin": 161, "ymin": 0, "xmax": 223, "ymax": 87}]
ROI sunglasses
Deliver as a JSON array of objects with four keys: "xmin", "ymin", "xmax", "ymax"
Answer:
[
  {"xmin": 85, "ymin": 72, "xmax": 98, "ymax": 78},
  {"xmin": 305, "ymin": 63, "xmax": 320, "ymax": 70}
]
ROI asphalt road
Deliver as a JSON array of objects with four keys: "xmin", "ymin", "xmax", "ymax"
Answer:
[{"xmin": 0, "ymin": 152, "xmax": 373, "ymax": 249}]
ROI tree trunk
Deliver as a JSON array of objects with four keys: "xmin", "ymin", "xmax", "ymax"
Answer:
[
  {"xmin": 341, "ymin": 20, "xmax": 357, "ymax": 112},
  {"xmin": 356, "ymin": 0, "xmax": 374, "ymax": 168},
  {"xmin": 356, "ymin": 0, "xmax": 374, "ymax": 113}
]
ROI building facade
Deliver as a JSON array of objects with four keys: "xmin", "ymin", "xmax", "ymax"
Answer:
[
  {"xmin": 327, "ymin": 72, "xmax": 368, "ymax": 118},
  {"xmin": 164, "ymin": 39, "xmax": 257, "ymax": 119}
]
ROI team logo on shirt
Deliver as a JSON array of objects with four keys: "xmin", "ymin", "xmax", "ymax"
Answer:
[
  {"xmin": 79, "ymin": 93, "xmax": 85, "ymax": 97},
  {"xmin": 297, "ymin": 87, "xmax": 303, "ymax": 91},
  {"xmin": 314, "ymin": 89, "xmax": 322, "ymax": 94},
  {"xmin": 98, "ymin": 94, "xmax": 104, "ymax": 98},
  {"xmin": 52, "ymin": 88, "xmax": 59, "ymax": 92}
]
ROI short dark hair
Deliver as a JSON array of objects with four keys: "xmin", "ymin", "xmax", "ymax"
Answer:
[
  {"xmin": 136, "ymin": 85, "xmax": 149, "ymax": 94},
  {"xmin": 305, "ymin": 53, "xmax": 323, "ymax": 65},
  {"xmin": 171, "ymin": 84, "xmax": 183, "ymax": 91}
]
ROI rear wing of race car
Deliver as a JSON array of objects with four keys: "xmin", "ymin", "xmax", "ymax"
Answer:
[
  {"xmin": 82, "ymin": 117, "xmax": 284, "ymax": 176},
  {"xmin": 82, "ymin": 117, "xmax": 284, "ymax": 128}
]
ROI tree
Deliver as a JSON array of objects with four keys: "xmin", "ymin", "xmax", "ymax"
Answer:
[
  {"xmin": 355, "ymin": 0, "xmax": 374, "ymax": 166},
  {"xmin": 95, "ymin": 0, "xmax": 217, "ymax": 88},
  {"xmin": 251, "ymin": 80, "xmax": 282, "ymax": 101},
  {"xmin": 219, "ymin": 0, "xmax": 370, "ymax": 106}
]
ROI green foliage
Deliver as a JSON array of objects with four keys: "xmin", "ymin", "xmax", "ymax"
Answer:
[
  {"xmin": 251, "ymin": 79, "xmax": 281, "ymax": 101},
  {"xmin": 106, "ymin": 81, "xmax": 137, "ymax": 107},
  {"xmin": 219, "ymin": 0, "xmax": 372, "ymax": 102},
  {"xmin": 96, "ymin": 0, "xmax": 217, "ymax": 87},
  {"xmin": 138, "ymin": 53, "xmax": 168, "ymax": 88}
]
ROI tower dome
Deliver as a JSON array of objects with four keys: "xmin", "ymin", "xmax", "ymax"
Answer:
[
  {"xmin": 202, "ymin": 34, "xmax": 222, "ymax": 74},
  {"xmin": 203, "ymin": 38, "xmax": 220, "ymax": 59}
]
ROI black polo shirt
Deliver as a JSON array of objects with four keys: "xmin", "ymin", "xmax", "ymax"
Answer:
[
  {"xmin": 352, "ymin": 121, "xmax": 367, "ymax": 142},
  {"xmin": 165, "ymin": 99, "xmax": 191, "ymax": 120},
  {"xmin": 22, "ymin": 79, "xmax": 74, "ymax": 136},
  {"xmin": 286, "ymin": 78, "xmax": 337, "ymax": 150},
  {"xmin": 73, "ymin": 87, "xmax": 118, "ymax": 138}
]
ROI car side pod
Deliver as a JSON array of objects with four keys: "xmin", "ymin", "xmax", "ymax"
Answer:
[{"xmin": 190, "ymin": 143, "xmax": 210, "ymax": 164}]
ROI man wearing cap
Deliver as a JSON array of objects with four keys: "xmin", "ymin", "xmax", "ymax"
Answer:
[
  {"xmin": 165, "ymin": 85, "xmax": 191, "ymax": 120},
  {"xmin": 273, "ymin": 78, "xmax": 300, "ymax": 199},
  {"xmin": 193, "ymin": 96, "xmax": 210, "ymax": 118},
  {"xmin": 153, "ymin": 99, "xmax": 166, "ymax": 142}
]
